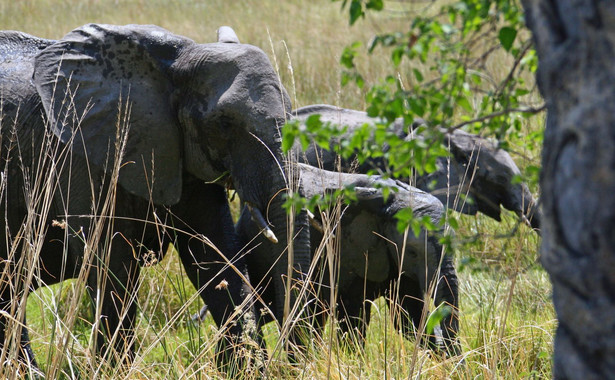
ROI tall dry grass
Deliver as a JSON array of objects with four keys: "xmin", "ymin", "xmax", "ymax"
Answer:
[{"xmin": 0, "ymin": 1, "xmax": 552, "ymax": 379}]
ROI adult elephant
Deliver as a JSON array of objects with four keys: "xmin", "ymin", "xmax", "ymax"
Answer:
[
  {"xmin": 0, "ymin": 24, "xmax": 310, "ymax": 368},
  {"xmin": 237, "ymin": 163, "xmax": 460, "ymax": 356},
  {"xmin": 292, "ymin": 104, "xmax": 541, "ymax": 231}
]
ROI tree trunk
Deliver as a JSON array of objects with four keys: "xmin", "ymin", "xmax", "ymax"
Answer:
[{"xmin": 521, "ymin": 1, "xmax": 615, "ymax": 378}]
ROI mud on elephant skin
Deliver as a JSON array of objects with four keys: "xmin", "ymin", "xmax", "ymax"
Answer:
[
  {"xmin": 237, "ymin": 163, "xmax": 460, "ymax": 356},
  {"xmin": 0, "ymin": 25, "xmax": 310, "ymax": 368},
  {"xmin": 292, "ymin": 104, "xmax": 541, "ymax": 231}
]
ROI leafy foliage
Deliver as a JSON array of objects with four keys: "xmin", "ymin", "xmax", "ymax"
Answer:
[
  {"xmin": 284, "ymin": 0, "xmax": 544, "ymax": 235},
  {"xmin": 339, "ymin": 0, "xmax": 541, "ymax": 139},
  {"xmin": 339, "ymin": 0, "xmax": 384, "ymax": 25}
]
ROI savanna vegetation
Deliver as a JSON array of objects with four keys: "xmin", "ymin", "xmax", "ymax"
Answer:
[{"xmin": 0, "ymin": 0, "xmax": 552, "ymax": 378}]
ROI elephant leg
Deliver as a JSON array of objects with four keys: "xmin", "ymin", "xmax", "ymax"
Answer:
[
  {"xmin": 18, "ymin": 315, "xmax": 37, "ymax": 368},
  {"xmin": 337, "ymin": 299, "xmax": 372, "ymax": 347},
  {"xmin": 193, "ymin": 302, "xmax": 269, "ymax": 354},
  {"xmin": 0, "ymin": 290, "xmax": 37, "ymax": 368},
  {"xmin": 172, "ymin": 181, "xmax": 257, "ymax": 368},
  {"xmin": 394, "ymin": 263, "xmax": 460, "ymax": 356},
  {"xmin": 87, "ymin": 253, "xmax": 141, "ymax": 364},
  {"xmin": 307, "ymin": 256, "xmax": 334, "ymax": 340},
  {"xmin": 336, "ymin": 277, "xmax": 374, "ymax": 347},
  {"xmin": 391, "ymin": 276, "xmax": 427, "ymax": 343},
  {"xmin": 434, "ymin": 257, "xmax": 460, "ymax": 356},
  {"xmin": 310, "ymin": 292, "xmax": 328, "ymax": 341}
]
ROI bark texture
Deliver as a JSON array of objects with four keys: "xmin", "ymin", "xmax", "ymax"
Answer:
[{"xmin": 521, "ymin": 1, "xmax": 615, "ymax": 378}]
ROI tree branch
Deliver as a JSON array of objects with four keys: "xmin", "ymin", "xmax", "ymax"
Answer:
[{"xmin": 447, "ymin": 104, "xmax": 546, "ymax": 132}]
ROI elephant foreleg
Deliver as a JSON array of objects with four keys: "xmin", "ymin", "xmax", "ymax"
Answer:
[
  {"xmin": 434, "ymin": 257, "xmax": 460, "ymax": 356},
  {"xmin": 0, "ymin": 257, "xmax": 38, "ymax": 369},
  {"xmin": 87, "ymin": 255, "xmax": 141, "ymax": 364},
  {"xmin": 391, "ymin": 276, "xmax": 445, "ymax": 352},
  {"xmin": 391, "ymin": 276, "xmax": 425, "ymax": 340},
  {"xmin": 336, "ymin": 276, "xmax": 376, "ymax": 347},
  {"xmin": 0, "ymin": 298, "xmax": 37, "ymax": 368},
  {"xmin": 393, "ymin": 262, "xmax": 460, "ymax": 357},
  {"xmin": 172, "ymin": 181, "xmax": 258, "ymax": 369}
]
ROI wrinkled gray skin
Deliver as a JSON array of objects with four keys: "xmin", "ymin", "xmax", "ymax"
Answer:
[
  {"xmin": 0, "ymin": 25, "xmax": 310, "ymax": 368},
  {"xmin": 293, "ymin": 104, "xmax": 541, "ymax": 230},
  {"xmin": 237, "ymin": 163, "xmax": 460, "ymax": 355}
]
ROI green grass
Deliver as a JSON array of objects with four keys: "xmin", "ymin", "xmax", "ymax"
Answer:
[{"xmin": 1, "ymin": 0, "xmax": 553, "ymax": 378}]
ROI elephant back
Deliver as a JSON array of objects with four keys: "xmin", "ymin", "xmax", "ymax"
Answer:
[
  {"xmin": 0, "ymin": 31, "xmax": 53, "ymax": 83},
  {"xmin": 292, "ymin": 104, "xmax": 422, "ymax": 175},
  {"xmin": 0, "ymin": 32, "xmax": 54, "ymax": 129}
]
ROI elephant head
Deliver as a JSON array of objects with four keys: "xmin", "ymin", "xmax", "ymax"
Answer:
[{"xmin": 32, "ymin": 24, "xmax": 310, "ymax": 326}]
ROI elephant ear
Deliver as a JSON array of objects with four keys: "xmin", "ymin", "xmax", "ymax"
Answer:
[{"xmin": 33, "ymin": 24, "xmax": 187, "ymax": 205}]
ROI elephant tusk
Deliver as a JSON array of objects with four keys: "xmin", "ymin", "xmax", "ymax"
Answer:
[
  {"xmin": 306, "ymin": 209, "xmax": 324, "ymax": 234},
  {"xmin": 247, "ymin": 203, "xmax": 279, "ymax": 244},
  {"xmin": 306, "ymin": 209, "xmax": 336, "ymax": 238}
]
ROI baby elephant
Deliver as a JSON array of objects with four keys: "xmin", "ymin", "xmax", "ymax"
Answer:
[{"xmin": 238, "ymin": 163, "xmax": 460, "ymax": 355}]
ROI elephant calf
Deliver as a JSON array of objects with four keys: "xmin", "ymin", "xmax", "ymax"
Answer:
[{"xmin": 238, "ymin": 163, "xmax": 460, "ymax": 355}]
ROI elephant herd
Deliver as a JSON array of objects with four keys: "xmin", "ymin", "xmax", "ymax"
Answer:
[{"xmin": 0, "ymin": 24, "xmax": 539, "ymax": 371}]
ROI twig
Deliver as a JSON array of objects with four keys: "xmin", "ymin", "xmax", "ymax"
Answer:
[{"xmin": 447, "ymin": 104, "xmax": 546, "ymax": 132}]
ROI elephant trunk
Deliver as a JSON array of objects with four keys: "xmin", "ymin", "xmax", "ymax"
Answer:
[
  {"xmin": 228, "ymin": 135, "xmax": 311, "ymax": 331},
  {"xmin": 245, "ymin": 189, "xmax": 312, "ymax": 355},
  {"xmin": 266, "ymin": 192, "xmax": 311, "ymax": 322}
]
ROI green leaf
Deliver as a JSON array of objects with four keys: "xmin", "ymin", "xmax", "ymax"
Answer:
[
  {"xmin": 299, "ymin": 133, "xmax": 311, "ymax": 151},
  {"xmin": 413, "ymin": 68, "xmax": 424, "ymax": 83},
  {"xmin": 457, "ymin": 95, "xmax": 473, "ymax": 113},
  {"xmin": 315, "ymin": 138, "xmax": 330, "ymax": 151},
  {"xmin": 410, "ymin": 218, "xmax": 422, "ymax": 237},
  {"xmin": 341, "ymin": 71, "xmax": 352, "ymax": 86},
  {"xmin": 430, "ymin": 21, "xmax": 443, "ymax": 36},
  {"xmin": 392, "ymin": 47, "xmax": 403, "ymax": 66},
  {"xmin": 424, "ymin": 157, "xmax": 437, "ymax": 173},
  {"xmin": 340, "ymin": 42, "xmax": 360, "ymax": 68},
  {"xmin": 426, "ymin": 304, "xmax": 452, "ymax": 335},
  {"xmin": 355, "ymin": 74, "xmax": 365, "ymax": 89},
  {"xmin": 538, "ymin": 351, "xmax": 550, "ymax": 359},
  {"xmin": 498, "ymin": 26, "xmax": 517, "ymax": 51},
  {"xmin": 366, "ymin": 0, "xmax": 383, "ymax": 11},
  {"xmin": 409, "ymin": 97, "xmax": 426, "ymax": 117},
  {"xmin": 349, "ymin": 0, "xmax": 363, "ymax": 25},
  {"xmin": 382, "ymin": 186, "xmax": 390, "ymax": 202},
  {"xmin": 368, "ymin": 35, "xmax": 380, "ymax": 53},
  {"xmin": 447, "ymin": 215, "xmax": 459, "ymax": 230},
  {"xmin": 305, "ymin": 114, "xmax": 323, "ymax": 131},
  {"xmin": 394, "ymin": 207, "xmax": 414, "ymax": 233},
  {"xmin": 281, "ymin": 122, "xmax": 297, "ymax": 153}
]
